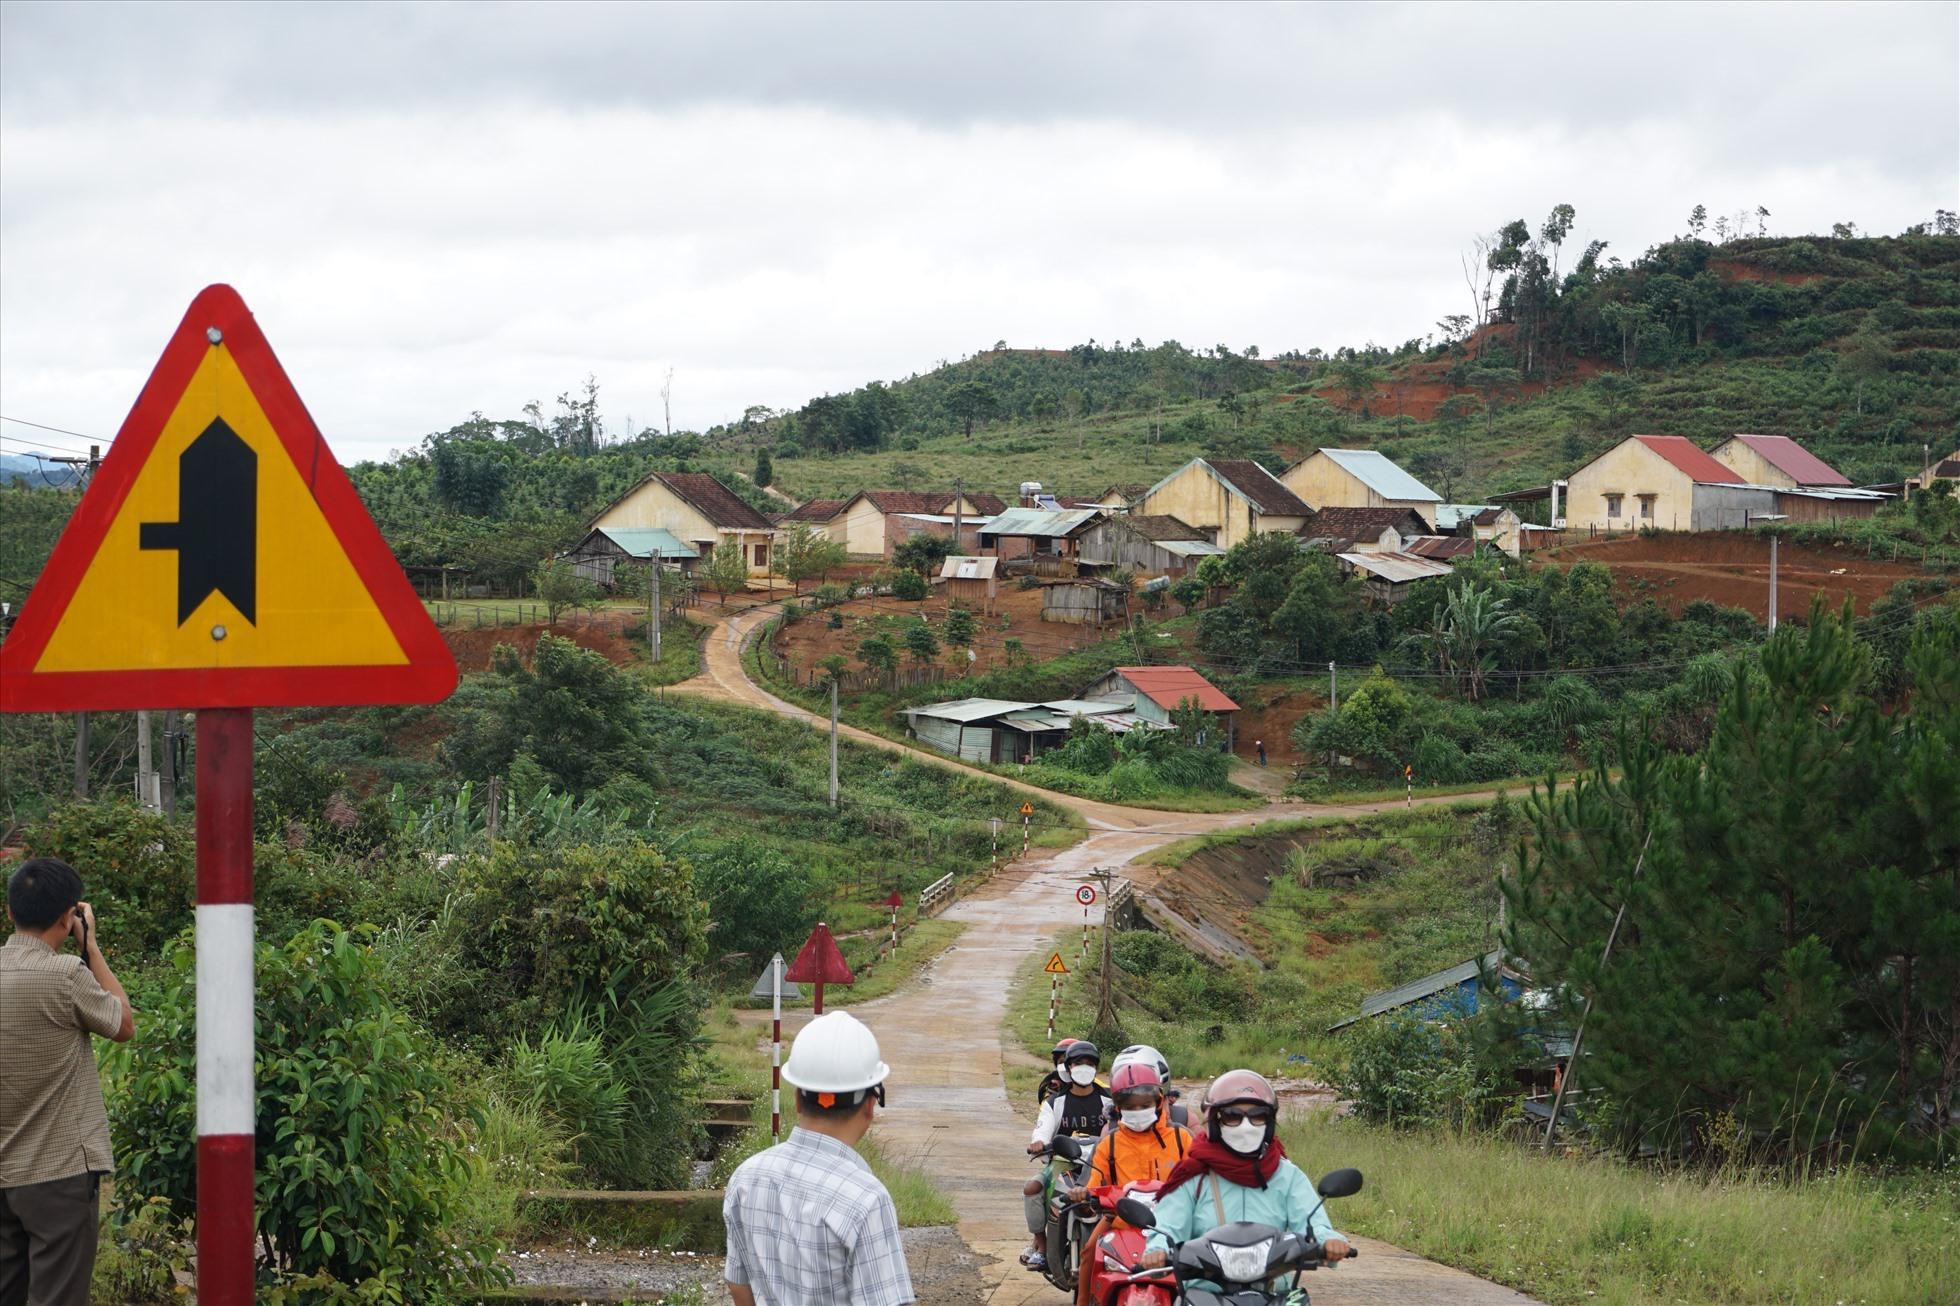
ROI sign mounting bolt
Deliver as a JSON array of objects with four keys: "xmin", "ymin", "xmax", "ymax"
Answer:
[
  {"xmin": 206, "ymin": 327, "xmax": 223, "ymax": 345},
  {"xmin": 210, "ymin": 624, "xmax": 227, "ymax": 641}
]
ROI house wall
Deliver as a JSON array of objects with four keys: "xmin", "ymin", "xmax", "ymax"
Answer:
[
  {"xmin": 1040, "ymin": 585, "xmax": 1120, "ymax": 624},
  {"xmin": 1774, "ymin": 493, "xmax": 1883, "ymax": 524},
  {"xmin": 1138, "ymin": 462, "xmax": 1304, "ymax": 550},
  {"xmin": 838, "ymin": 499, "xmax": 890, "ymax": 558},
  {"xmin": 1281, "ymin": 454, "xmax": 1435, "ymax": 522},
  {"xmin": 1690, "ymin": 484, "xmax": 1780, "ymax": 531},
  {"xmin": 1473, "ymin": 510, "xmax": 1522, "ymax": 558},
  {"xmin": 1709, "ymin": 439, "xmax": 1798, "ymax": 488},
  {"xmin": 910, "ymin": 714, "xmax": 964, "ymax": 755},
  {"xmin": 1077, "ymin": 522, "xmax": 1192, "ymax": 575},
  {"xmin": 1565, "ymin": 441, "xmax": 1696, "ymax": 532},
  {"xmin": 593, "ymin": 482, "xmax": 770, "ymax": 572}
]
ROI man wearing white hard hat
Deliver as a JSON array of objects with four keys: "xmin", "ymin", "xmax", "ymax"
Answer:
[{"xmin": 722, "ymin": 1011, "xmax": 915, "ymax": 1305}]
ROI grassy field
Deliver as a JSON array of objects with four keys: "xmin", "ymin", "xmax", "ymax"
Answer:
[
  {"xmin": 1142, "ymin": 799, "xmax": 1494, "ymax": 868},
  {"xmin": 1285, "ymin": 1111, "xmax": 1959, "ymax": 1305},
  {"xmin": 630, "ymin": 611, "xmax": 708, "ymax": 686}
]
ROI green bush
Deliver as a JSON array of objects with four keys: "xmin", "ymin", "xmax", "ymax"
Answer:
[
  {"xmin": 1333, "ymin": 1011, "xmax": 1513, "ymax": 1131},
  {"xmin": 23, "ymin": 801, "xmax": 193, "ymax": 963},
  {"xmin": 110, "ymin": 922, "xmax": 505, "ymax": 1301},
  {"xmin": 692, "ymin": 836, "xmax": 818, "ymax": 961}
]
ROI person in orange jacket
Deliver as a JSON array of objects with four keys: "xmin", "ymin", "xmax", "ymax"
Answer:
[{"xmin": 1066, "ymin": 1061, "xmax": 1192, "ymax": 1306}]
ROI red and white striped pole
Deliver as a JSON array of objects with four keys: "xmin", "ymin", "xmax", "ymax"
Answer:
[
  {"xmin": 1022, "ymin": 810, "xmax": 1031, "ymax": 859},
  {"xmin": 889, "ymin": 903, "xmax": 898, "ymax": 954},
  {"xmin": 991, "ymin": 818, "xmax": 1000, "ymax": 875},
  {"xmin": 195, "ymin": 708, "xmax": 255, "ymax": 1304},
  {"xmin": 1047, "ymin": 971, "xmax": 1059, "ymax": 1041},
  {"xmin": 770, "ymin": 952, "xmax": 784, "ymax": 1141},
  {"xmin": 1081, "ymin": 903, "xmax": 1089, "ymax": 959}
]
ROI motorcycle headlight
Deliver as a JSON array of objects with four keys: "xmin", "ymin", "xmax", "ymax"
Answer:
[{"xmin": 1213, "ymin": 1239, "xmax": 1273, "ymax": 1283}]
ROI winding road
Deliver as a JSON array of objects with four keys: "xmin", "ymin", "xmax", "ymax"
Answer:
[{"xmin": 675, "ymin": 599, "xmax": 1539, "ymax": 1304}]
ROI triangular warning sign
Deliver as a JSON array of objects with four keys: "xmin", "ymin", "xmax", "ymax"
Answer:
[
  {"xmin": 0, "ymin": 285, "xmax": 456, "ymax": 712},
  {"xmin": 1044, "ymin": 952, "xmax": 1070, "ymax": 975},
  {"xmin": 784, "ymin": 922, "xmax": 856, "ymax": 986}
]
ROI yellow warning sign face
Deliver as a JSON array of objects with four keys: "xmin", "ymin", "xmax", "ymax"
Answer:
[
  {"xmin": 1044, "ymin": 952, "xmax": 1070, "ymax": 974},
  {"xmin": 1020, "ymin": 802, "xmax": 1035, "ymax": 816},
  {"xmin": 0, "ymin": 284, "xmax": 455, "ymax": 712},
  {"xmin": 38, "ymin": 349, "xmax": 406, "ymax": 673}
]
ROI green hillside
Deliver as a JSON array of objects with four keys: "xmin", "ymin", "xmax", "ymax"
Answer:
[{"xmin": 707, "ymin": 225, "xmax": 1960, "ymax": 506}]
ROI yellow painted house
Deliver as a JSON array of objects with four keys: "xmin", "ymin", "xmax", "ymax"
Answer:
[
  {"xmin": 1134, "ymin": 458, "xmax": 1312, "ymax": 550},
  {"xmin": 1708, "ymin": 434, "xmax": 1853, "ymax": 489},
  {"xmin": 590, "ymin": 471, "xmax": 778, "ymax": 574},
  {"xmin": 1564, "ymin": 435, "xmax": 1777, "ymax": 533},
  {"xmin": 1280, "ymin": 448, "xmax": 1441, "ymax": 527}
]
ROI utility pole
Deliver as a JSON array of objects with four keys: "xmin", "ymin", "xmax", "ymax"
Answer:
[
  {"xmin": 1543, "ymin": 830, "xmax": 1653, "ymax": 1150},
  {"xmin": 952, "ymin": 477, "xmax": 964, "ymax": 555},
  {"xmin": 828, "ymin": 678, "xmax": 840, "ymax": 809},
  {"xmin": 649, "ymin": 560, "xmax": 662, "ymax": 664},
  {"xmin": 1328, "ymin": 660, "xmax": 1337, "ymax": 712},
  {"xmin": 1768, "ymin": 534, "xmax": 1779, "ymax": 633},
  {"xmin": 136, "ymin": 710, "xmax": 160, "ymax": 810},
  {"xmin": 1095, "ymin": 866, "xmax": 1117, "ymax": 1029}
]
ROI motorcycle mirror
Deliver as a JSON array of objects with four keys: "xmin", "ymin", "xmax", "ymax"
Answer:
[
  {"xmin": 1050, "ymin": 1135, "xmax": 1082, "ymax": 1161},
  {"xmin": 1316, "ymin": 1167, "xmax": 1363, "ymax": 1199},
  {"xmin": 1114, "ymin": 1196, "xmax": 1157, "ymax": 1229}
]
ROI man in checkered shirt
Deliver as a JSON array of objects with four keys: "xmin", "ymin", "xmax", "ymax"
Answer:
[{"xmin": 723, "ymin": 1011, "xmax": 914, "ymax": 1305}]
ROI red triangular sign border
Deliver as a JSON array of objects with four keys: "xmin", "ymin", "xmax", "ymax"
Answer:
[{"xmin": 0, "ymin": 285, "xmax": 457, "ymax": 711}]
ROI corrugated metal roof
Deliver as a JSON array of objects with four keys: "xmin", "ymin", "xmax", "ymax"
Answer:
[
  {"xmin": 1159, "ymin": 539, "xmax": 1226, "ymax": 558},
  {"xmin": 1402, "ymin": 535, "xmax": 1476, "ymax": 559},
  {"xmin": 903, "ymin": 697, "xmax": 1032, "ymax": 723},
  {"xmin": 1632, "ymin": 435, "xmax": 1743, "ymax": 484},
  {"xmin": 1111, "ymin": 666, "xmax": 1238, "ymax": 712},
  {"xmin": 1434, "ymin": 504, "xmax": 1499, "ymax": 531},
  {"xmin": 1315, "ymin": 449, "xmax": 1443, "ymax": 503},
  {"xmin": 981, "ymin": 507, "xmax": 1103, "ymax": 537},
  {"xmin": 938, "ymin": 555, "xmax": 998, "ymax": 580},
  {"xmin": 1337, "ymin": 550, "xmax": 1456, "ymax": 583},
  {"xmin": 593, "ymin": 527, "xmax": 700, "ymax": 559},
  {"xmin": 1329, "ymin": 950, "xmax": 1506, "ymax": 1029},
  {"xmin": 1773, "ymin": 486, "xmax": 1893, "ymax": 502},
  {"xmin": 1726, "ymin": 434, "xmax": 1852, "ymax": 487},
  {"xmin": 1039, "ymin": 699, "xmax": 1130, "ymax": 715},
  {"xmin": 893, "ymin": 512, "xmax": 998, "ymax": 526}
]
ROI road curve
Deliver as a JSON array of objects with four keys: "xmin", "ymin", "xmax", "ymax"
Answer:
[{"xmin": 690, "ymin": 599, "xmax": 1539, "ymax": 1303}]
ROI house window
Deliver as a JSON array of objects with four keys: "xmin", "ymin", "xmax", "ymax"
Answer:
[
  {"xmin": 1604, "ymin": 493, "xmax": 1624, "ymax": 518},
  {"xmin": 1637, "ymin": 494, "xmax": 1656, "ymax": 521},
  {"xmin": 752, "ymin": 542, "xmax": 769, "ymax": 567}
]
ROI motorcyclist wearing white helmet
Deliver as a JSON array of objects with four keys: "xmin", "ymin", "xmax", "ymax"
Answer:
[
  {"xmin": 1109, "ymin": 1044, "xmax": 1189, "ymax": 1128},
  {"xmin": 723, "ymin": 1012, "xmax": 915, "ymax": 1306}
]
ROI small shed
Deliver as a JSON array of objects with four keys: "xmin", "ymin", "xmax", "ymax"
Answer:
[
  {"xmin": 901, "ymin": 698, "xmax": 1028, "ymax": 763},
  {"xmin": 561, "ymin": 526, "xmax": 700, "ymax": 587},
  {"xmin": 981, "ymin": 507, "xmax": 1105, "ymax": 571},
  {"xmin": 1328, "ymin": 950, "xmax": 1528, "ymax": 1032},
  {"xmin": 935, "ymin": 554, "xmax": 999, "ymax": 612},
  {"xmin": 1039, "ymin": 577, "xmax": 1128, "ymax": 625},
  {"xmin": 1335, "ymin": 550, "xmax": 1454, "ymax": 606}
]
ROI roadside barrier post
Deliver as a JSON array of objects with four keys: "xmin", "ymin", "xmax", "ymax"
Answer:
[
  {"xmin": 770, "ymin": 952, "xmax": 784, "ymax": 1141},
  {"xmin": 197, "ymin": 708, "xmax": 256, "ymax": 1304},
  {"xmin": 1405, "ymin": 764, "xmax": 1413, "ymax": 808},
  {"xmin": 1044, "ymin": 951, "xmax": 1069, "ymax": 1041},
  {"xmin": 991, "ymin": 817, "xmax": 1001, "ymax": 875},
  {"xmin": 1021, "ymin": 801, "xmax": 1033, "ymax": 858}
]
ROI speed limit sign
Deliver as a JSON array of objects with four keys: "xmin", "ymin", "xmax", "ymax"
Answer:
[{"xmin": 1075, "ymin": 884, "xmax": 1098, "ymax": 906}]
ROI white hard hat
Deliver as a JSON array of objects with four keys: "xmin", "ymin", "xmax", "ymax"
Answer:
[
  {"xmin": 1114, "ymin": 1044, "xmax": 1171, "ymax": 1082},
  {"xmin": 781, "ymin": 1011, "xmax": 891, "ymax": 1094}
]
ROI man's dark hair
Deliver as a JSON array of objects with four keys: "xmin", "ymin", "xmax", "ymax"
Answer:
[
  {"xmin": 794, "ymin": 1086, "xmax": 881, "ymax": 1119},
  {"xmin": 8, "ymin": 857, "xmax": 84, "ymax": 930}
]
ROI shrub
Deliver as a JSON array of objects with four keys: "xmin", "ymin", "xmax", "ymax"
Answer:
[
  {"xmin": 890, "ymin": 568, "xmax": 929, "ymax": 601},
  {"xmin": 110, "ymin": 922, "xmax": 505, "ymax": 1301},
  {"xmin": 1333, "ymin": 1010, "xmax": 1512, "ymax": 1130},
  {"xmin": 23, "ymin": 801, "xmax": 193, "ymax": 963},
  {"xmin": 692, "ymin": 837, "xmax": 818, "ymax": 961}
]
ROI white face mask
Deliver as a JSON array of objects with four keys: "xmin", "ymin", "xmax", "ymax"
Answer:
[
  {"xmin": 1120, "ymin": 1107, "xmax": 1159, "ymax": 1132},
  {"xmin": 1220, "ymin": 1121, "xmax": 1267, "ymax": 1155},
  {"xmin": 1069, "ymin": 1063, "xmax": 1097, "ymax": 1086}
]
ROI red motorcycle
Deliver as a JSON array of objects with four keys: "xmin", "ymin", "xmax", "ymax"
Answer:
[{"xmin": 1079, "ymin": 1179, "xmax": 1175, "ymax": 1306}]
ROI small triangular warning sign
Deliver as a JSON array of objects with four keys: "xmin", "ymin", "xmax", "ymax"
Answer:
[
  {"xmin": 1044, "ymin": 952, "xmax": 1070, "ymax": 975},
  {"xmin": 0, "ymin": 286, "xmax": 456, "ymax": 712},
  {"xmin": 785, "ymin": 922, "xmax": 856, "ymax": 986},
  {"xmin": 1020, "ymin": 802, "xmax": 1035, "ymax": 816}
]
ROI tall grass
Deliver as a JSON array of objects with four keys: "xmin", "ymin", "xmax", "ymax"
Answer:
[{"xmin": 1285, "ymin": 1111, "xmax": 1959, "ymax": 1306}]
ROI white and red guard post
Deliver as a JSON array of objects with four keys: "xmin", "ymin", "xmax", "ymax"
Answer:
[{"xmin": 0, "ymin": 286, "xmax": 458, "ymax": 1301}]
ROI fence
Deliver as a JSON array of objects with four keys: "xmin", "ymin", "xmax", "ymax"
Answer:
[
  {"xmin": 428, "ymin": 603, "xmax": 653, "ymax": 631},
  {"xmin": 918, "ymin": 872, "xmax": 956, "ymax": 917}
]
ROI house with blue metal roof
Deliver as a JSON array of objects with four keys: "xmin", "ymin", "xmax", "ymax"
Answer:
[
  {"xmin": 1281, "ymin": 449, "xmax": 1442, "ymax": 530},
  {"xmin": 562, "ymin": 526, "xmax": 700, "ymax": 588},
  {"xmin": 1327, "ymin": 949, "xmax": 1528, "ymax": 1032}
]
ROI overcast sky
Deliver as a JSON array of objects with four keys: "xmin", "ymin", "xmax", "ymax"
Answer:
[{"xmin": 2, "ymin": 1, "xmax": 1954, "ymax": 467}]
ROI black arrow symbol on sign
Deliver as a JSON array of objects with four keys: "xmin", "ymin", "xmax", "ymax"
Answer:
[{"xmin": 139, "ymin": 418, "xmax": 257, "ymax": 625}]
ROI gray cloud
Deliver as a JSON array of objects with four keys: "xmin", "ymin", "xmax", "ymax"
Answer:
[{"xmin": 1, "ymin": 2, "xmax": 1954, "ymax": 466}]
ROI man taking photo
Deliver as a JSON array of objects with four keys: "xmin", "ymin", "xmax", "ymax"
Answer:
[{"xmin": 1, "ymin": 858, "xmax": 135, "ymax": 1306}]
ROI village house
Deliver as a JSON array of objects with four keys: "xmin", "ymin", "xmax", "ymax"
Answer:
[
  {"xmin": 1280, "ymin": 448, "xmax": 1442, "ymax": 529},
  {"xmin": 828, "ymin": 489, "xmax": 1007, "ymax": 560},
  {"xmin": 1038, "ymin": 576, "xmax": 1128, "ymax": 625},
  {"xmin": 1079, "ymin": 664, "xmax": 1239, "ymax": 747},
  {"xmin": 1708, "ymin": 434, "xmax": 1851, "ymax": 489},
  {"xmin": 1135, "ymin": 458, "xmax": 1312, "ymax": 550},
  {"xmin": 589, "ymin": 470, "xmax": 777, "ymax": 574},
  {"xmin": 1089, "ymin": 484, "xmax": 1149, "ymax": 511},
  {"xmin": 1904, "ymin": 448, "xmax": 1960, "ymax": 501},
  {"xmin": 560, "ymin": 526, "xmax": 699, "ymax": 588},
  {"xmin": 901, "ymin": 696, "xmax": 1162, "ymax": 764},
  {"xmin": 1400, "ymin": 535, "xmax": 1481, "ymax": 561},
  {"xmin": 979, "ymin": 506, "xmax": 1104, "ymax": 570},
  {"xmin": 1297, "ymin": 506, "xmax": 1433, "ymax": 554},
  {"xmin": 1335, "ymin": 549, "xmax": 1456, "ymax": 605},
  {"xmin": 1435, "ymin": 504, "xmax": 1523, "ymax": 557},
  {"xmin": 771, "ymin": 497, "xmax": 847, "ymax": 529},
  {"xmin": 1565, "ymin": 434, "xmax": 1889, "ymax": 532},
  {"xmin": 1076, "ymin": 513, "xmax": 1223, "ymax": 576}
]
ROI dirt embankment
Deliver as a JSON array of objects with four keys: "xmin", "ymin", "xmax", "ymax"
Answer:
[
  {"xmin": 1310, "ymin": 325, "xmax": 1609, "ymax": 421},
  {"xmin": 1709, "ymin": 258, "xmax": 1825, "ymax": 287},
  {"xmin": 1233, "ymin": 684, "xmax": 1325, "ymax": 768},
  {"xmin": 1538, "ymin": 532, "xmax": 1935, "ymax": 620},
  {"xmin": 442, "ymin": 613, "xmax": 641, "ymax": 672}
]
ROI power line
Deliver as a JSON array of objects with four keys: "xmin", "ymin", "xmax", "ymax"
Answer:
[
  {"xmin": 0, "ymin": 432, "xmax": 94, "ymax": 457},
  {"xmin": 0, "ymin": 415, "xmax": 110, "ymax": 445}
]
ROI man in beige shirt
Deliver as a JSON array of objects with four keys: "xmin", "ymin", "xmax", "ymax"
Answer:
[{"xmin": 1, "ymin": 858, "xmax": 134, "ymax": 1306}]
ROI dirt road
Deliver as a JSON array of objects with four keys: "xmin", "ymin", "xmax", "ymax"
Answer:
[{"xmin": 683, "ymin": 600, "xmax": 1539, "ymax": 1303}]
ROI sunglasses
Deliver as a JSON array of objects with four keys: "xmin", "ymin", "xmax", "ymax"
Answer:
[{"xmin": 1214, "ymin": 1107, "xmax": 1273, "ymax": 1127}]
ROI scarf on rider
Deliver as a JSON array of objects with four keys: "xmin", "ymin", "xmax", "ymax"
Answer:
[{"xmin": 1155, "ymin": 1133, "xmax": 1286, "ymax": 1195}]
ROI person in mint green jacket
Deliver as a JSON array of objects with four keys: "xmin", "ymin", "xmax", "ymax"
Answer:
[{"xmin": 1140, "ymin": 1069, "xmax": 1350, "ymax": 1276}]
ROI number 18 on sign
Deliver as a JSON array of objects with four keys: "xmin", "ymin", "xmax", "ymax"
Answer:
[
  {"xmin": 1044, "ymin": 950, "xmax": 1070, "ymax": 1039},
  {"xmin": 0, "ymin": 287, "xmax": 458, "ymax": 1304}
]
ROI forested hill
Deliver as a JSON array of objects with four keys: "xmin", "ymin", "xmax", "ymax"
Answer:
[{"xmin": 705, "ymin": 221, "xmax": 1960, "ymax": 505}]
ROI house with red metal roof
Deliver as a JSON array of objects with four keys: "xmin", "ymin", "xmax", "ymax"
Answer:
[
  {"xmin": 1708, "ymin": 435, "xmax": 1853, "ymax": 488},
  {"xmin": 1079, "ymin": 665, "xmax": 1239, "ymax": 748},
  {"xmin": 1564, "ymin": 434, "xmax": 1780, "ymax": 533}
]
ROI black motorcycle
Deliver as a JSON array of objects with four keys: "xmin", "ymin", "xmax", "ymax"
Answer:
[
  {"xmin": 1109, "ymin": 1167, "xmax": 1363, "ymax": 1306},
  {"xmin": 1033, "ymin": 1132, "xmax": 1102, "ymax": 1293}
]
